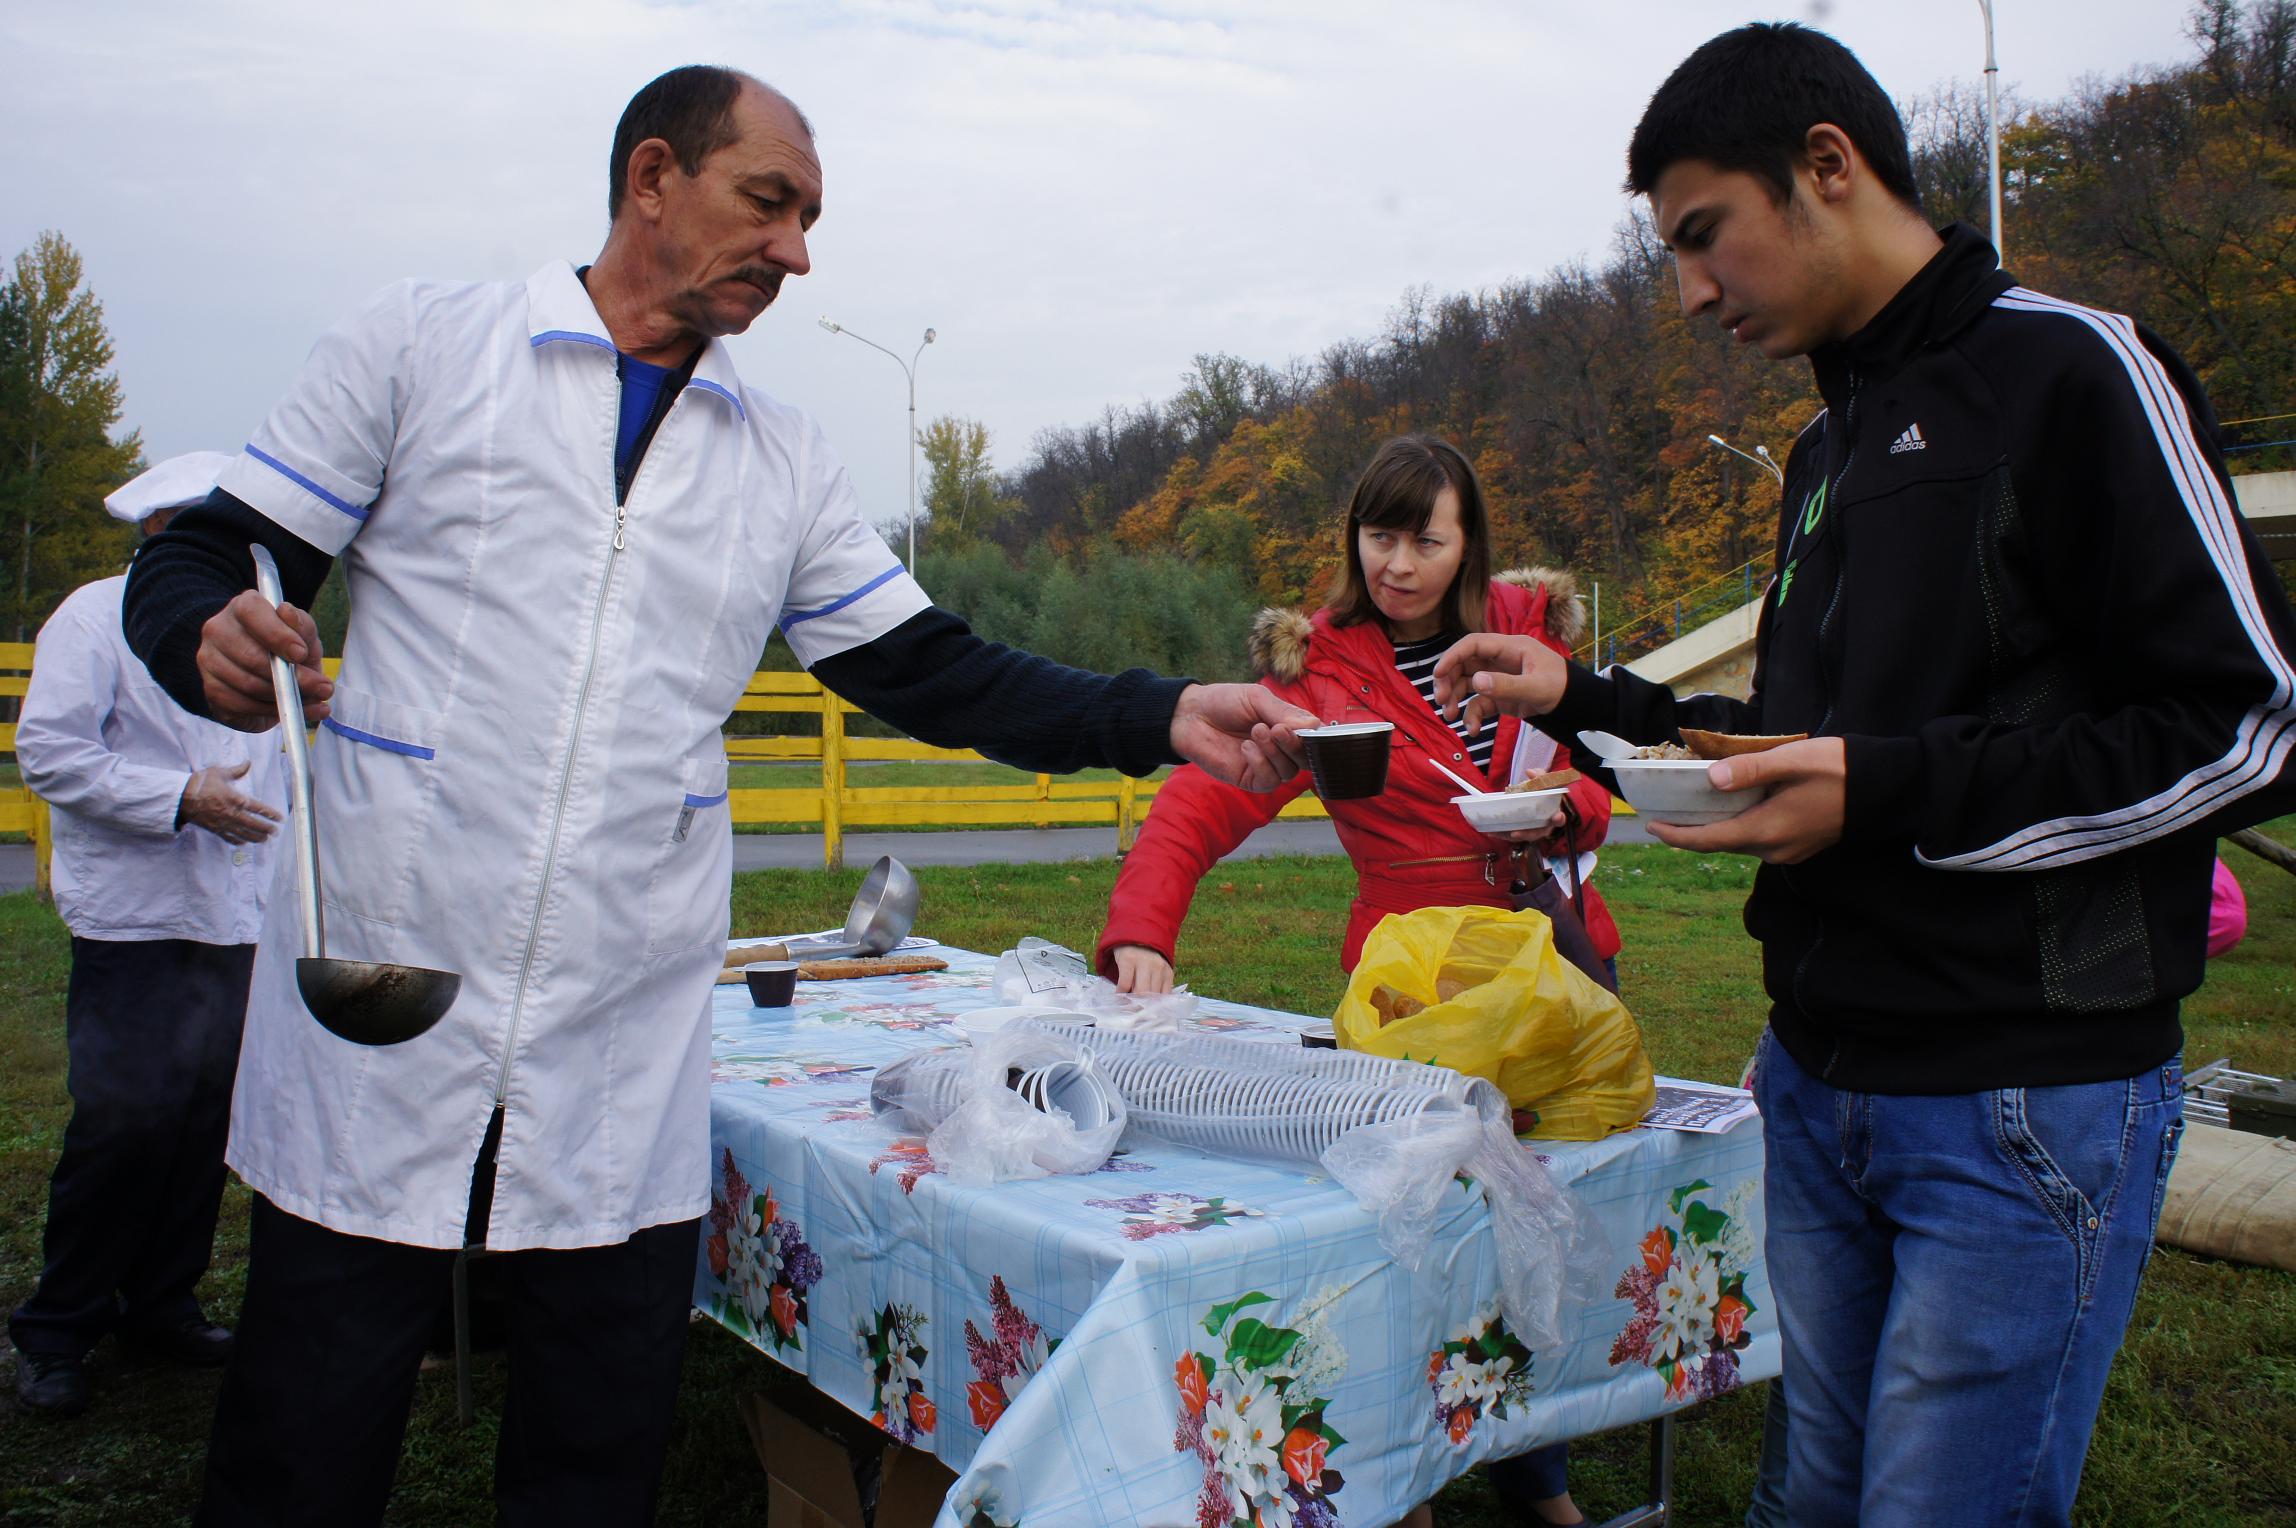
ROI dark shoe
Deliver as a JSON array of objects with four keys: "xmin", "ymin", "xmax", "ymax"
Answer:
[
  {"xmin": 126, "ymin": 1318, "xmax": 233, "ymax": 1367},
  {"xmin": 14, "ymin": 1351, "xmax": 92, "ymax": 1416}
]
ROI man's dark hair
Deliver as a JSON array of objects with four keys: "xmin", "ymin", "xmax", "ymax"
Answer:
[
  {"xmin": 1625, "ymin": 23, "xmax": 1920, "ymax": 211},
  {"xmin": 607, "ymin": 65, "xmax": 758, "ymax": 220}
]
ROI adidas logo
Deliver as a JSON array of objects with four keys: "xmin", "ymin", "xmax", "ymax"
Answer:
[{"xmin": 1889, "ymin": 422, "xmax": 1927, "ymax": 454}]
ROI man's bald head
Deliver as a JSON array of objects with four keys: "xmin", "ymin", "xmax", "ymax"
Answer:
[{"xmin": 607, "ymin": 65, "xmax": 812, "ymax": 222}]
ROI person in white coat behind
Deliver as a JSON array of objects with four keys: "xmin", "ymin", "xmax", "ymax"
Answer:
[{"xmin": 9, "ymin": 453, "xmax": 284, "ymax": 1417}]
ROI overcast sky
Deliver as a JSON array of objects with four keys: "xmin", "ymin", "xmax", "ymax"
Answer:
[{"xmin": 5, "ymin": 0, "xmax": 2193, "ymax": 536}]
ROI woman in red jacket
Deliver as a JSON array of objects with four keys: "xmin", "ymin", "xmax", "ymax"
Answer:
[
  {"xmin": 1096, "ymin": 434, "xmax": 1613, "ymax": 1528},
  {"xmin": 1097, "ymin": 434, "xmax": 1618, "ymax": 993}
]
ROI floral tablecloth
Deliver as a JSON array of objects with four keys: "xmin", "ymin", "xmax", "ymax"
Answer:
[{"xmin": 695, "ymin": 947, "xmax": 1778, "ymax": 1528}]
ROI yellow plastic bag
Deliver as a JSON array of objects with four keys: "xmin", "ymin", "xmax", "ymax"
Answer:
[{"xmin": 1333, "ymin": 905, "xmax": 1655, "ymax": 1140}]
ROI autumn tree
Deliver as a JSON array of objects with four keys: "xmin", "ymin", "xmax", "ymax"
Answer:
[
  {"xmin": 989, "ymin": 14, "xmax": 2286, "ymax": 638},
  {"xmin": 0, "ymin": 232, "xmax": 142, "ymax": 642},
  {"xmin": 917, "ymin": 414, "xmax": 1012, "ymax": 549}
]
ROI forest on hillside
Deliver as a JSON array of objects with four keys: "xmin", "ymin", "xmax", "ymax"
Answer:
[{"xmin": 910, "ymin": 1, "xmax": 2296, "ymax": 671}]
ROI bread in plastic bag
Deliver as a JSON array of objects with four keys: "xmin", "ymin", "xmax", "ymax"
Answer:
[{"xmin": 1333, "ymin": 905, "xmax": 1655, "ymax": 1138}]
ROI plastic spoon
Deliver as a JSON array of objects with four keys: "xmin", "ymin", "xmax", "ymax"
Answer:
[
  {"xmin": 252, "ymin": 545, "xmax": 463, "ymax": 1046},
  {"xmin": 1575, "ymin": 730, "xmax": 1639, "ymax": 763},
  {"xmin": 1424, "ymin": 755, "xmax": 1494, "ymax": 797}
]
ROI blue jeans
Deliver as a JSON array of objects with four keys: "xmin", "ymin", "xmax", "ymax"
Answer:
[{"xmin": 1752, "ymin": 1029, "xmax": 2182, "ymax": 1526}]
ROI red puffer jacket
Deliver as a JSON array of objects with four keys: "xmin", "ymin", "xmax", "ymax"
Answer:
[{"xmin": 1096, "ymin": 569, "xmax": 1620, "ymax": 978}]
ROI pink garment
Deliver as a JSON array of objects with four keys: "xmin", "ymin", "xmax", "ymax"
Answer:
[{"xmin": 2207, "ymin": 858, "xmax": 2248, "ymax": 959}]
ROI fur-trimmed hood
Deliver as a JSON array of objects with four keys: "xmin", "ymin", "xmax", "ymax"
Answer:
[{"xmin": 1247, "ymin": 565, "xmax": 1588, "ymax": 682}]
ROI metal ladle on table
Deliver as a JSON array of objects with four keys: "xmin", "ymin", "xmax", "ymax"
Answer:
[
  {"xmin": 251, "ymin": 545, "xmax": 462, "ymax": 1046},
  {"xmin": 792, "ymin": 854, "xmax": 920, "ymax": 960}
]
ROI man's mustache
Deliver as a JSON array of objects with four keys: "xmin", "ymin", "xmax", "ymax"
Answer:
[{"xmin": 734, "ymin": 266, "xmax": 785, "ymax": 304}]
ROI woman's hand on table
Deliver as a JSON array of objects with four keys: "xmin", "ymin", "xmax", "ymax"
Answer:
[{"xmin": 1111, "ymin": 945, "xmax": 1176, "ymax": 994}]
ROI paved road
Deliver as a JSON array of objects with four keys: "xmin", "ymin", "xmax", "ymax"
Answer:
[{"xmin": 0, "ymin": 813, "xmax": 1655, "ymax": 893}]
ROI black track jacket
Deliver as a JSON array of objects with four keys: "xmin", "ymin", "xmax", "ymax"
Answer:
[{"xmin": 1549, "ymin": 224, "xmax": 2296, "ymax": 1093}]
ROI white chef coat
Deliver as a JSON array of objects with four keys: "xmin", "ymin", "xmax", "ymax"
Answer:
[
  {"xmin": 18, "ymin": 574, "xmax": 281, "ymax": 943},
  {"xmin": 216, "ymin": 264, "xmax": 930, "ymax": 1251}
]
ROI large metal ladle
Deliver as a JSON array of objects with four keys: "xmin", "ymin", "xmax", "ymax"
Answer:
[
  {"xmin": 788, "ymin": 854, "xmax": 920, "ymax": 961},
  {"xmin": 252, "ymin": 545, "xmax": 462, "ymax": 1046}
]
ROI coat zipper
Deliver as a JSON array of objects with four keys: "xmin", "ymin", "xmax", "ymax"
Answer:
[
  {"xmin": 1793, "ymin": 368, "xmax": 1861, "ymax": 1051},
  {"xmin": 1812, "ymin": 367, "xmax": 1860, "ymax": 734},
  {"xmin": 493, "ymin": 412, "xmax": 656, "ymax": 1107}
]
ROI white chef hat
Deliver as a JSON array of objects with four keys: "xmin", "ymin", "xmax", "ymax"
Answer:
[{"xmin": 103, "ymin": 450, "xmax": 236, "ymax": 524}]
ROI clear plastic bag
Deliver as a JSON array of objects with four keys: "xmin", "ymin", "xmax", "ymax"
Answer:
[
  {"xmin": 1319, "ymin": 1091, "xmax": 1609, "ymax": 1351},
  {"xmin": 992, "ymin": 937, "xmax": 1198, "ymax": 1031},
  {"xmin": 870, "ymin": 1026, "xmax": 1127, "ymax": 1185},
  {"xmin": 1038, "ymin": 1022, "xmax": 1609, "ymax": 1347}
]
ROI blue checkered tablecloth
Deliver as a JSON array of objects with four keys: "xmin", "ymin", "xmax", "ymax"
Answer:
[{"xmin": 696, "ymin": 946, "xmax": 1777, "ymax": 1528}]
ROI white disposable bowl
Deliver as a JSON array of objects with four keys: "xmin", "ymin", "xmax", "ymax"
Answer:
[
  {"xmin": 1609, "ymin": 759, "xmax": 1768, "ymax": 826},
  {"xmin": 954, "ymin": 1005, "xmax": 1093, "ymax": 1041},
  {"xmin": 1450, "ymin": 787, "xmax": 1568, "ymax": 834}
]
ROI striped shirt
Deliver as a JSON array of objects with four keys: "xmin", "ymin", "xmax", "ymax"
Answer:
[{"xmin": 1393, "ymin": 633, "xmax": 1494, "ymax": 773}]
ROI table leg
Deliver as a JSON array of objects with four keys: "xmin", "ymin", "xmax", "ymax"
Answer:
[{"xmin": 1594, "ymin": 1413, "xmax": 1675, "ymax": 1528}]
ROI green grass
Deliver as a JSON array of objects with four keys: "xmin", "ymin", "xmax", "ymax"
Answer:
[{"xmin": 4, "ymin": 828, "xmax": 2294, "ymax": 1524}]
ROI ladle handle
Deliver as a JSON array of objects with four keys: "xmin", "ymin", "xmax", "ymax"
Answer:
[{"xmin": 250, "ymin": 545, "xmax": 324, "ymax": 962}]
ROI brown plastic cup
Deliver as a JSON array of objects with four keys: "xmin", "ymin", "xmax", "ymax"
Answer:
[
  {"xmin": 1300, "ymin": 722, "xmax": 1394, "ymax": 800},
  {"xmin": 744, "ymin": 961, "xmax": 799, "ymax": 1007}
]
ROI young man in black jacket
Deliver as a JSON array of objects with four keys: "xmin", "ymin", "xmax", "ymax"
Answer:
[{"xmin": 1436, "ymin": 23, "xmax": 2296, "ymax": 1528}]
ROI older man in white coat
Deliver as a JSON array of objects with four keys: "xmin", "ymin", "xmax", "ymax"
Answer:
[
  {"xmin": 123, "ymin": 65, "xmax": 1314, "ymax": 1526},
  {"xmin": 10, "ymin": 453, "xmax": 283, "ymax": 1417}
]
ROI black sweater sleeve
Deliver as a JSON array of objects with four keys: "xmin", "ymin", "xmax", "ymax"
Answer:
[
  {"xmin": 123, "ymin": 494, "xmax": 1193, "ymax": 776},
  {"xmin": 121, "ymin": 489, "xmax": 335, "ymax": 721},
  {"xmin": 810, "ymin": 607, "xmax": 1191, "ymax": 778}
]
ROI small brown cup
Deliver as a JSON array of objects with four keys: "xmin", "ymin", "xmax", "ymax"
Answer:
[
  {"xmin": 744, "ymin": 961, "xmax": 799, "ymax": 1007},
  {"xmin": 1300, "ymin": 722, "xmax": 1394, "ymax": 800}
]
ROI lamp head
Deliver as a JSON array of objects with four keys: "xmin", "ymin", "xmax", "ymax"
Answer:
[
  {"xmin": 923, "ymin": 327, "xmax": 937, "ymax": 344},
  {"xmin": 818, "ymin": 316, "xmax": 841, "ymax": 334}
]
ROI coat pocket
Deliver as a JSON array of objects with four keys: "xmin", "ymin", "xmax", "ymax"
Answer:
[
  {"xmin": 311, "ymin": 684, "xmax": 446, "ymax": 928},
  {"xmin": 644, "ymin": 746, "xmax": 733, "ymax": 954}
]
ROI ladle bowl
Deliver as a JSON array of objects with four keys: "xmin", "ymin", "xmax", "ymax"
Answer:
[
  {"xmin": 253, "ymin": 544, "xmax": 462, "ymax": 1046},
  {"xmin": 297, "ymin": 956, "xmax": 464, "ymax": 1046},
  {"xmin": 792, "ymin": 855, "xmax": 921, "ymax": 960}
]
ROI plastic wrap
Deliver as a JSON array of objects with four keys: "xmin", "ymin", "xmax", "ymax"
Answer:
[
  {"xmin": 870, "ymin": 1026, "xmax": 1127, "ymax": 1185},
  {"xmin": 1039, "ymin": 1022, "xmax": 1609, "ymax": 1346},
  {"xmin": 1320, "ymin": 1095, "xmax": 1609, "ymax": 1351},
  {"xmin": 991, "ymin": 937, "xmax": 1197, "ymax": 1032}
]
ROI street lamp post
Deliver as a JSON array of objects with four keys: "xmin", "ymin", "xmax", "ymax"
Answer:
[
  {"xmin": 1978, "ymin": 0, "xmax": 2003, "ymax": 258},
  {"xmin": 818, "ymin": 317, "xmax": 937, "ymax": 569},
  {"xmin": 1705, "ymin": 433, "xmax": 1785, "ymax": 487}
]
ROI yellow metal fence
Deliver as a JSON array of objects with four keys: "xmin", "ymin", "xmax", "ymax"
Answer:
[{"xmin": 0, "ymin": 643, "xmax": 1336, "ymax": 890}]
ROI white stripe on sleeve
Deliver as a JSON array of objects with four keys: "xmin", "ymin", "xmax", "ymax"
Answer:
[{"xmin": 1919, "ymin": 288, "xmax": 2296, "ymax": 871}]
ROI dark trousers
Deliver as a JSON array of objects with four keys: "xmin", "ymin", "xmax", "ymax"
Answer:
[
  {"xmin": 9, "ymin": 936, "xmax": 253, "ymax": 1358},
  {"xmin": 1490, "ymin": 1440, "xmax": 1571, "ymax": 1503},
  {"xmin": 197, "ymin": 1195, "xmax": 700, "ymax": 1527}
]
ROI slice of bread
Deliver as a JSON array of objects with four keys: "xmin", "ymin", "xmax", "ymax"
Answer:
[
  {"xmin": 797, "ymin": 955, "xmax": 949, "ymax": 981},
  {"xmin": 1507, "ymin": 768, "xmax": 1582, "ymax": 793},
  {"xmin": 1678, "ymin": 728, "xmax": 1809, "ymax": 760}
]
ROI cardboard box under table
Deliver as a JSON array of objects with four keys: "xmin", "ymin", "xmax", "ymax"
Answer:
[{"xmin": 698, "ymin": 945, "xmax": 1777, "ymax": 1527}]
